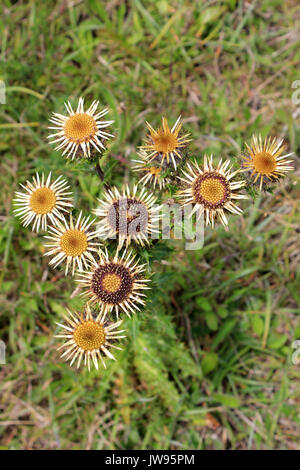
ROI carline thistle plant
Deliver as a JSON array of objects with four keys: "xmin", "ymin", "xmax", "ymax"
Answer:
[
  {"xmin": 55, "ymin": 303, "xmax": 125, "ymax": 371},
  {"xmin": 48, "ymin": 97, "xmax": 114, "ymax": 161},
  {"xmin": 76, "ymin": 248, "xmax": 150, "ymax": 319},
  {"xmin": 13, "ymin": 97, "xmax": 294, "ymax": 371},
  {"xmin": 93, "ymin": 184, "xmax": 162, "ymax": 249},
  {"xmin": 14, "ymin": 172, "xmax": 73, "ymax": 232}
]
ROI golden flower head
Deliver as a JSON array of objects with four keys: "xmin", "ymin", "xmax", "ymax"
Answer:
[
  {"xmin": 139, "ymin": 116, "xmax": 191, "ymax": 169},
  {"xmin": 94, "ymin": 184, "xmax": 161, "ymax": 249},
  {"xmin": 44, "ymin": 211, "xmax": 101, "ymax": 275},
  {"xmin": 48, "ymin": 97, "xmax": 114, "ymax": 160},
  {"xmin": 55, "ymin": 303, "xmax": 125, "ymax": 371},
  {"xmin": 132, "ymin": 150, "xmax": 169, "ymax": 190},
  {"xmin": 242, "ymin": 135, "xmax": 294, "ymax": 190},
  {"xmin": 178, "ymin": 155, "xmax": 248, "ymax": 227},
  {"xmin": 76, "ymin": 248, "xmax": 150, "ymax": 318},
  {"xmin": 13, "ymin": 172, "xmax": 73, "ymax": 232}
]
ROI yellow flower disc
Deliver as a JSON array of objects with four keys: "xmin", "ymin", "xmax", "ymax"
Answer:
[
  {"xmin": 73, "ymin": 320, "xmax": 105, "ymax": 351},
  {"xmin": 60, "ymin": 229, "xmax": 88, "ymax": 256},
  {"xmin": 29, "ymin": 187, "xmax": 56, "ymax": 214},
  {"xmin": 252, "ymin": 152, "xmax": 277, "ymax": 175},
  {"xmin": 64, "ymin": 113, "xmax": 97, "ymax": 143}
]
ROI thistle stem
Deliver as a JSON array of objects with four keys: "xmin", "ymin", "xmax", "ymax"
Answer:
[
  {"xmin": 94, "ymin": 160, "xmax": 110, "ymax": 191},
  {"xmin": 95, "ymin": 161, "xmax": 104, "ymax": 181}
]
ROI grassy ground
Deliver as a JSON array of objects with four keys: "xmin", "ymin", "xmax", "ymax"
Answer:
[{"xmin": 0, "ymin": 0, "xmax": 300, "ymax": 450}]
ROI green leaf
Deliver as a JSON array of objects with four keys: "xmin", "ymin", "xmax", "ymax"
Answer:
[
  {"xmin": 211, "ymin": 319, "xmax": 237, "ymax": 350},
  {"xmin": 49, "ymin": 301, "xmax": 66, "ymax": 317},
  {"xmin": 196, "ymin": 297, "xmax": 211, "ymax": 311},
  {"xmin": 268, "ymin": 333, "xmax": 288, "ymax": 350},
  {"xmin": 212, "ymin": 394, "xmax": 241, "ymax": 408},
  {"xmin": 87, "ymin": 0, "xmax": 113, "ymax": 28},
  {"xmin": 252, "ymin": 315, "xmax": 264, "ymax": 336},
  {"xmin": 202, "ymin": 352, "xmax": 218, "ymax": 375},
  {"xmin": 204, "ymin": 312, "xmax": 218, "ymax": 331},
  {"xmin": 218, "ymin": 307, "xmax": 228, "ymax": 318},
  {"xmin": 199, "ymin": 6, "xmax": 226, "ymax": 25}
]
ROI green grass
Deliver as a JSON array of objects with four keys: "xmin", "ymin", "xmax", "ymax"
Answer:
[{"xmin": 0, "ymin": 0, "xmax": 300, "ymax": 450}]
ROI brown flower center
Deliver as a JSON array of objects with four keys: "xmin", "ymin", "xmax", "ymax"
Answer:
[
  {"xmin": 91, "ymin": 263, "xmax": 133, "ymax": 304},
  {"xmin": 64, "ymin": 113, "xmax": 97, "ymax": 143},
  {"xmin": 107, "ymin": 198, "xmax": 149, "ymax": 235},
  {"xmin": 60, "ymin": 229, "xmax": 88, "ymax": 256},
  {"xmin": 252, "ymin": 152, "xmax": 276, "ymax": 174},
  {"xmin": 73, "ymin": 320, "xmax": 105, "ymax": 351},
  {"xmin": 193, "ymin": 172, "xmax": 230, "ymax": 209},
  {"xmin": 29, "ymin": 187, "xmax": 56, "ymax": 214}
]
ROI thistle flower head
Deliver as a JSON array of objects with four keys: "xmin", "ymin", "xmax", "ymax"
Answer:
[
  {"xmin": 132, "ymin": 151, "xmax": 169, "ymax": 190},
  {"xmin": 76, "ymin": 248, "xmax": 150, "ymax": 318},
  {"xmin": 242, "ymin": 135, "xmax": 294, "ymax": 190},
  {"xmin": 55, "ymin": 304, "xmax": 125, "ymax": 371},
  {"xmin": 13, "ymin": 172, "xmax": 73, "ymax": 232},
  {"xmin": 178, "ymin": 155, "xmax": 248, "ymax": 227},
  {"xmin": 48, "ymin": 97, "xmax": 114, "ymax": 160},
  {"xmin": 43, "ymin": 212, "xmax": 101, "ymax": 275},
  {"xmin": 94, "ymin": 185, "xmax": 161, "ymax": 248},
  {"xmin": 140, "ymin": 116, "xmax": 191, "ymax": 169}
]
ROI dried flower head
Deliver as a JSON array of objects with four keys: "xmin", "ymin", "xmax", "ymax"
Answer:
[
  {"xmin": 140, "ymin": 116, "xmax": 191, "ymax": 169},
  {"xmin": 242, "ymin": 135, "xmax": 293, "ymax": 190},
  {"xmin": 76, "ymin": 248, "xmax": 150, "ymax": 318},
  {"xmin": 48, "ymin": 97, "xmax": 113, "ymax": 160},
  {"xmin": 55, "ymin": 303, "xmax": 125, "ymax": 371},
  {"xmin": 13, "ymin": 172, "xmax": 73, "ymax": 232},
  {"xmin": 132, "ymin": 151, "xmax": 168, "ymax": 190},
  {"xmin": 178, "ymin": 155, "xmax": 248, "ymax": 227},
  {"xmin": 94, "ymin": 185, "xmax": 161, "ymax": 248},
  {"xmin": 44, "ymin": 212, "xmax": 101, "ymax": 275}
]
